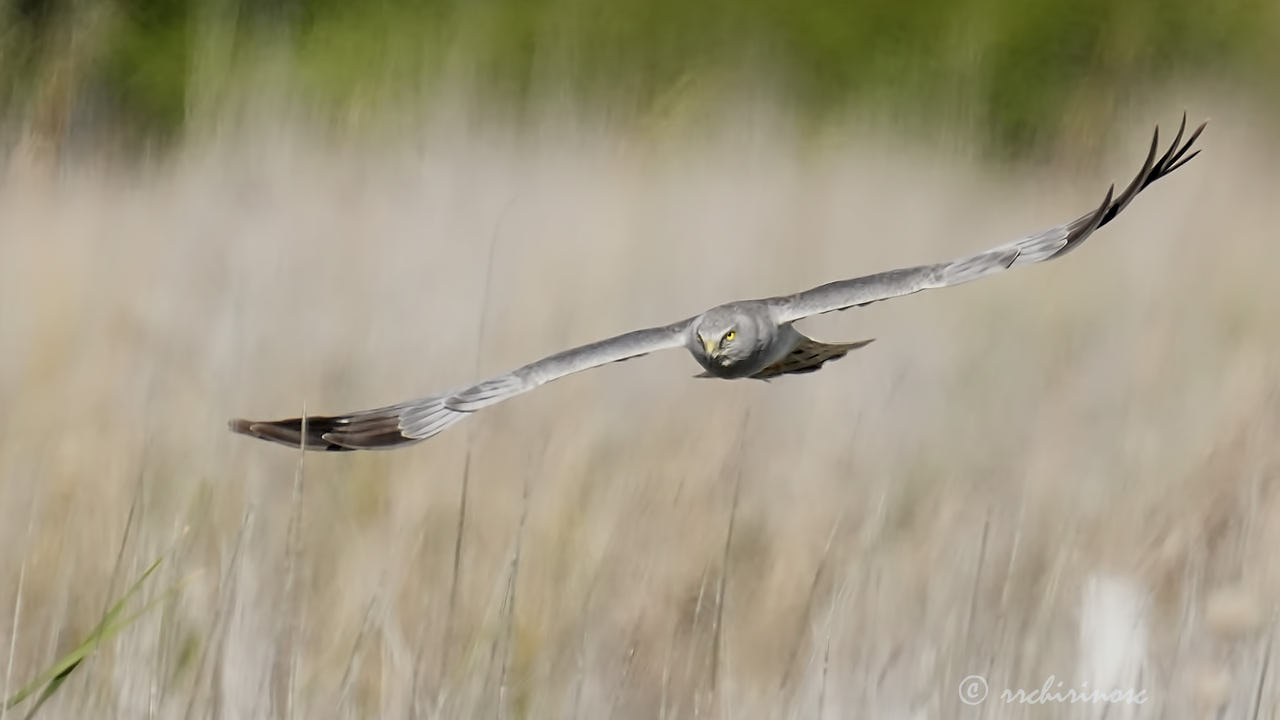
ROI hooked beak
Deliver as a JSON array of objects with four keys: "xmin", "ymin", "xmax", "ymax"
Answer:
[{"xmin": 702, "ymin": 338, "xmax": 718, "ymax": 357}]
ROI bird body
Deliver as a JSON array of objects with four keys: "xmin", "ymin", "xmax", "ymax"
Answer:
[
  {"xmin": 231, "ymin": 116, "xmax": 1205, "ymax": 452},
  {"xmin": 688, "ymin": 301, "xmax": 798, "ymax": 379}
]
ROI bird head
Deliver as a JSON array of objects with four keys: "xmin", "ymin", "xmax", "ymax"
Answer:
[{"xmin": 694, "ymin": 307, "xmax": 753, "ymax": 367}]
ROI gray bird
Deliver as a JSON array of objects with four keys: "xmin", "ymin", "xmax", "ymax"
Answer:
[{"xmin": 231, "ymin": 117, "xmax": 1204, "ymax": 452}]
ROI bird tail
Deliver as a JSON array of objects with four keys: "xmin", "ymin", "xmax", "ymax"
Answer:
[{"xmin": 750, "ymin": 335, "xmax": 874, "ymax": 380}]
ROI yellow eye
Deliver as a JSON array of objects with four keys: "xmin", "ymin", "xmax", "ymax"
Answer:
[{"xmin": 724, "ymin": 330, "xmax": 736, "ymax": 342}]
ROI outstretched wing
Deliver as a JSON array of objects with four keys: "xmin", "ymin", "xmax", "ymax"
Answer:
[
  {"xmin": 770, "ymin": 115, "xmax": 1205, "ymax": 323},
  {"xmin": 230, "ymin": 318, "xmax": 694, "ymax": 451}
]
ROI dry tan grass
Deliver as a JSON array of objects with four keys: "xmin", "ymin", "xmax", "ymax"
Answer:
[{"xmin": 1, "ymin": 102, "xmax": 1278, "ymax": 719}]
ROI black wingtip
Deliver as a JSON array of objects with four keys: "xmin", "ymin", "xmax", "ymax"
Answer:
[
  {"xmin": 1153, "ymin": 115, "xmax": 1186, "ymax": 171},
  {"xmin": 229, "ymin": 415, "xmax": 358, "ymax": 451},
  {"xmin": 1166, "ymin": 148, "xmax": 1201, "ymax": 175},
  {"xmin": 1172, "ymin": 122, "xmax": 1208, "ymax": 166},
  {"xmin": 229, "ymin": 406, "xmax": 433, "ymax": 451},
  {"xmin": 1094, "ymin": 114, "xmax": 1206, "ymax": 229}
]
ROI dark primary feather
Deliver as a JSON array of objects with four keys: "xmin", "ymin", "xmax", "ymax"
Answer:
[
  {"xmin": 228, "ymin": 403, "xmax": 428, "ymax": 451},
  {"xmin": 771, "ymin": 114, "xmax": 1206, "ymax": 323}
]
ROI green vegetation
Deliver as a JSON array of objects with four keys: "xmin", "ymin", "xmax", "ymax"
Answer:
[
  {"xmin": 3, "ymin": 0, "xmax": 1278, "ymax": 150},
  {"xmin": 4, "ymin": 559, "xmax": 171, "ymax": 719}
]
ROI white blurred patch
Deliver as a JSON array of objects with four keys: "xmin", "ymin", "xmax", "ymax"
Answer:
[{"xmin": 1077, "ymin": 573, "xmax": 1149, "ymax": 718}]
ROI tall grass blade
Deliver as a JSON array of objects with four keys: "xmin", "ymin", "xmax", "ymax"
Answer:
[{"xmin": 4, "ymin": 557, "xmax": 170, "ymax": 717}]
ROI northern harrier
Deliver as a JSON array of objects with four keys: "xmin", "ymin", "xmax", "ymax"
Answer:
[{"xmin": 231, "ymin": 116, "xmax": 1204, "ymax": 451}]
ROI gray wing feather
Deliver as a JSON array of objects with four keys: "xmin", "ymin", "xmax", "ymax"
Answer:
[
  {"xmin": 771, "ymin": 115, "xmax": 1205, "ymax": 323},
  {"xmin": 230, "ymin": 319, "xmax": 693, "ymax": 451}
]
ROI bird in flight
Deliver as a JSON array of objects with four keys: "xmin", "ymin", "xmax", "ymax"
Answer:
[{"xmin": 231, "ymin": 116, "xmax": 1204, "ymax": 452}]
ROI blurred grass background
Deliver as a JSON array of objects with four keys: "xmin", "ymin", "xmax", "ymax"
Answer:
[
  {"xmin": 4, "ymin": 0, "xmax": 1279, "ymax": 156},
  {"xmin": 3, "ymin": 0, "xmax": 1280, "ymax": 718},
  {"xmin": 4, "ymin": 114, "xmax": 1279, "ymax": 718}
]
